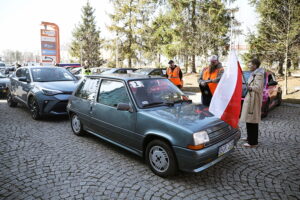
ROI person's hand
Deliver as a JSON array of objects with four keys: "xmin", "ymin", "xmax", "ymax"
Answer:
[
  {"xmin": 247, "ymin": 86, "xmax": 252, "ymax": 91},
  {"xmin": 200, "ymin": 81, "xmax": 206, "ymax": 86}
]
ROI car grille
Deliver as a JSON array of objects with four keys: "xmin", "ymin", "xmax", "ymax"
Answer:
[
  {"xmin": 205, "ymin": 125, "xmax": 237, "ymax": 147},
  {"xmin": 51, "ymin": 101, "xmax": 68, "ymax": 113}
]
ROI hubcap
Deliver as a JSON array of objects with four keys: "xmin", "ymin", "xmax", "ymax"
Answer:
[
  {"xmin": 72, "ymin": 115, "xmax": 81, "ymax": 133},
  {"xmin": 149, "ymin": 146, "xmax": 169, "ymax": 173},
  {"xmin": 30, "ymin": 99, "xmax": 38, "ymax": 117}
]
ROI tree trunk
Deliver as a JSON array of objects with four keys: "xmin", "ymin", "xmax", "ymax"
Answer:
[
  {"xmin": 278, "ymin": 60, "xmax": 284, "ymax": 76},
  {"xmin": 191, "ymin": 0, "xmax": 197, "ymax": 73}
]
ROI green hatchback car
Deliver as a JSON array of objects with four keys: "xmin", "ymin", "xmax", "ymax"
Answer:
[{"xmin": 67, "ymin": 74, "xmax": 241, "ymax": 177}]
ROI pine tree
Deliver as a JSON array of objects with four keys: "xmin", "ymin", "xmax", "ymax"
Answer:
[{"xmin": 69, "ymin": 1, "xmax": 103, "ymax": 67}]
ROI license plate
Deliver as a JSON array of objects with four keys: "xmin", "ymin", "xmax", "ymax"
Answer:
[{"xmin": 218, "ymin": 140, "xmax": 234, "ymax": 157}]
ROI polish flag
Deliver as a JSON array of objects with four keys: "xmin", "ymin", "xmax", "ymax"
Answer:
[{"xmin": 209, "ymin": 50, "xmax": 243, "ymax": 128}]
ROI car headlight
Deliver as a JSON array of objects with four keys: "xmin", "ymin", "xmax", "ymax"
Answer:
[
  {"xmin": 188, "ymin": 131, "xmax": 209, "ymax": 150},
  {"xmin": 38, "ymin": 87, "xmax": 63, "ymax": 96},
  {"xmin": 193, "ymin": 131, "xmax": 209, "ymax": 145}
]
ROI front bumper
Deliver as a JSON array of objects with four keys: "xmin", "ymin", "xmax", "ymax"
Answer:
[
  {"xmin": 173, "ymin": 130, "xmax": 241, "ymax": 173},
  {"xmin": 37, "ymin": 94, "xmax": 71, "ymax": 116}
]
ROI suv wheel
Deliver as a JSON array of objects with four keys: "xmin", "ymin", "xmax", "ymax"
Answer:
[
  {"xmin": 71, "ymin": 113, "xmax": 84, "ymax": 136},
  {"xmin": 7, "ymin": 90, "xmax": 18, "ymax": 107},
  {"xmin": 146, "ymin": 140, "xmax": 177, "ymax": 177},
  {"xmin": 29, "ymin": 97, "xmax": 41, "ymax": 120}
]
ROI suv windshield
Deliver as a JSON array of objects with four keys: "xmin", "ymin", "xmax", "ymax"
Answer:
[
  {"xmin": 31, "ymin": 68, "xmax": 75, "ymax": 82},
  {"xmin": 129, "ymin": 79, "xmax": 185, "ymax": 108}
]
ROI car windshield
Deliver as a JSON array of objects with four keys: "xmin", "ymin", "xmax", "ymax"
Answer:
[
  {"xmin": 128, "ymin": 79, "xmax": 185, "ymax": 108},
  {"xmin": 31, "ymin": 68, "xmax": 75, "ymax": 82}
]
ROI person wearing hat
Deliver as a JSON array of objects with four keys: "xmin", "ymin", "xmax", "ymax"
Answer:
[
  {"xmin": 198, "ymin": 55, "xmax": 224, "ymax": 106},
  {"xmin": 166, "ymin": 60, "xmax": 183, "ymax": 88}
]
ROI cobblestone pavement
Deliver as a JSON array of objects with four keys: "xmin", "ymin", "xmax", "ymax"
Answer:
[{"xmin": 0, "ymin": 99, "xmax": 299, "ymax": 200}]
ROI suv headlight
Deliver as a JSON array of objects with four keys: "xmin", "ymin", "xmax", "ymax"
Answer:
[
  {"xmin": 38, "ymin": 87, "xmax": 63, "ymax": 96},
  {"xmin": 188, "ymin": 131, "xmax": 209, "ymax": 150}
]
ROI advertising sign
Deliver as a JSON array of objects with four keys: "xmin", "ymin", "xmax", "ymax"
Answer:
[
  {"xmin": 40, "ymin": 22, "xmax": 60, "ymax": 64},
  {"xmin": 41, "ymin": 42, "xmax": 56, "ymax": 50}
]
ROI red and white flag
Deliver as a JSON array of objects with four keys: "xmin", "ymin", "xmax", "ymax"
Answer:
[{"xmin": 209, "ymin": 50, "xmax": 242, "ymax": 128}]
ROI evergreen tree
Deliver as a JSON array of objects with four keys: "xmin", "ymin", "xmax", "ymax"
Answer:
[
  {"xmin": 244, "ymin": 0, "xmax": 300, "ymax": 77},
  {"xmin": 69, "ymin": 1, "xmax": 103, "ymax": 67},
  {"xmin": 108, "ymin": 0, "xmax": 155, "ymax": 68}
]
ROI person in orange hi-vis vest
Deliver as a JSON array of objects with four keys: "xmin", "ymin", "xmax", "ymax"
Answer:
[
  {"xmin": 166, "ymin": 60, "xmax": 183, "ymax": 88},
  {"xmin": 198, "ymin": 55, "xmax": 224, "ymax": 106}
]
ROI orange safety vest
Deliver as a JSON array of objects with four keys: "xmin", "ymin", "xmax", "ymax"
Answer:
[
  {"xmin": 202, "ymin": 66, "xmax": 222, "ymax": 95},
  {"xmin": 167, "ymin": 66, "xmax": 182, "ymax": 86}
]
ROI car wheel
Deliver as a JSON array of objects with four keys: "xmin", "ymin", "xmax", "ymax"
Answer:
[
  {"xmin": 71, "ymin": 113, "xmax": 84, "ymax": 136},
  {"xmin": 7, "ymin": 90, "xmax": 18, "ymax": 107},
  {"xmin": 146, "ymin": 139, "xmax": 177, "ymax": 177},
  {"xmin": 276, "ymin": 92, "xmax": 282, "ymax": 106},
  {"xmin": 29, "ymin": 97, "xmax": 41, "ymax": 120},
  {"xmin": 262, "ymin": 99, "xmax": 270, "ymax": 118}
]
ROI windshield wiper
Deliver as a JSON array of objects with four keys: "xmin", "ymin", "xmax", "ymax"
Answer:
[
  {"xmin": 172, "ymin": 99, "xmax": 192, "ymax": 104},
  {"xmin": 142, "ymin": 101, "xmax": 174, "ymax": 108}
]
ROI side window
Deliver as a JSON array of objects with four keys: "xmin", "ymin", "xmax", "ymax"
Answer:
[
  {"xmin": 24, "ymin": 69, "xmax": 31, "ymax": 81},
  {"xmin": 268, "ymin": 74, "xmax": 274, "ymax": 83},
  {"xmin": 16, "ymin": 69, "xmax": 23, "ymax": 77},
  {"xmin": 117, "ymin": 69, "xmax": 126, "ymax": 74},
  {"xmin": 97, "ymin": 80, "xmax": 130, "ymax": 107},
  {"xmin": 75, "ymin": 78, "xmax": 99, "ymax": 101},
  {"xmin": 150, "ymin": 70, "xmax": 162, "ymax": 76}
]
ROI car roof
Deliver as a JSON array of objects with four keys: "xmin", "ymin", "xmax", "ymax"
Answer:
[
  {"xmin": 18, "ymin": 66, "xmax": 62, "ymax": 69},
  {"xmin": 86, "ymin": 73, "xmax": 166, "ymax": 81}
]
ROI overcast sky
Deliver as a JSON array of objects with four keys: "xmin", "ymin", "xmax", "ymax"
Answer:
[{"xmin": 0, "ymin": 0, "xmax": 258, "ymax": 53}]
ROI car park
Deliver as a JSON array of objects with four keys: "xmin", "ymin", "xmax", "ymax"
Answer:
[
  {"xmin": 0, "ymin": 72, "xmax": 10, "ymax": 97},
  {"xmin": 131, "ymin": 68, "xmax": 166, "ymax": 77},
  {"xmin": 67, "ymin": 74, "xmax": 241, "ymax": 177},
  {"xmin": 242, "ymin": 70, "xmax": 282, "ymax": 117},
  {"xmin": 7, "ymin": 66, "xmax": 78, "ymax": 119}
]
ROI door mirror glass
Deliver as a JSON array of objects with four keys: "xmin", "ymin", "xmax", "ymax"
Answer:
[{"xmin": 117, "ymin": 103, "xmax": 133, "ymax": 112}]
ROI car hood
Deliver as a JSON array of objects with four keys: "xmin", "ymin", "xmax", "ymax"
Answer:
[
  {"xmin": 140, "ymin": 103, "xmax": 227, "ymax": 133},
  {"xmin": 0, "ymin": 78, "xmax": 10, "ymax": 84},
  {"xmin": 34, "ymin": 81, "xmax": 78, "ymax": 92}
]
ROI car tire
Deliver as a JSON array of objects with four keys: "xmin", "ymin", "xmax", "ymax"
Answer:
[
  {"xmin": 28, "ymin": 97, "xmax": 41, "ymax": 120},
  {"xmin": 70, "ymin": 113, "xmax": 85, "ymax": 136},
  {"xmin": 7, "ymin": 90, "xmax": 18, "ymax": 107},
  {"xmin": 276, "ymin": 92, "xmax": 282, "ymax": 106},
  {"xmin": 146, "ymin": 139, "xmax": 177, "ymax": 177},
  {"xmin": 262, "ymin": 99, "xmax": 270, "ymax": 118}
]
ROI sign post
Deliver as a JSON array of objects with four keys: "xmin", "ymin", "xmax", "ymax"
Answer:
[{"xmin": 40, "ymin": 22, "xmax": 60, "ymax": 65}]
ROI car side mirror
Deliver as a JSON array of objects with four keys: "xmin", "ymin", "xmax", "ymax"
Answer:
[
  {"xmin": 268, "ymin": 81, "xmax": 278, "ymax": 86},
  {"xmin": 117, "ymin": 103, "xmax": 133, "ymax": 112},
  {"xmin": 18, "ymin": 77, "xmax": 27, "ymax": 82}
]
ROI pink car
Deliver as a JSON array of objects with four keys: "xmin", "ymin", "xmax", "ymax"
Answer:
[{"xmin": 242, "ymin": 71, "xmax": 282, "ymax": 117}]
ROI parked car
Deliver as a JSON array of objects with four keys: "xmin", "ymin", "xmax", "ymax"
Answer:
[
  {"xmin": 131, "ymin": 68, "xmax": 167, "ymax": 77},
  {"xmin": 67, "ymin": 74, "xmax": 241, "ymax": 177},
  {"xmin": 242, "ymin": 70, "xmax": 282, "ymax": 117},
  {"xmin": 91, "ymin": 67, "xmax": 110, "ymax": 74},
  {"xmin": 7, "ymin": 66, "xmax": 78, "ymax": 119},
  {"xmin": 101, "ymin": 68, "xmax": 137, "ymax": 75},
  {"xmin": 0, "ymin": 72, "xmax": 10, "ymax": 97}
]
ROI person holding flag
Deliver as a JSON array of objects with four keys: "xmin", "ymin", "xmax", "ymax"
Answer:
[
  {"xmin": 208, "ymin": 51, "xmax": 242, "ymax": 130},
  {"xmin": 240, "ymin": 59, "xmax": 264, "ymax": 148},
  {"xmin": 198, "ymin": 55, "xmax": 224, "ymax": 106}
]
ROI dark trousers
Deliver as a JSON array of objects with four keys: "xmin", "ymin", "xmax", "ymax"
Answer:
[
  {"xmin": 246, "ymin": 123, "xmax": 258, "ymax": 145},
  {"xmin": 199, "ymin": 84, "xmax": 212, "ymax": 106}
]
